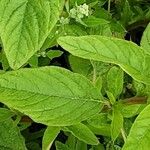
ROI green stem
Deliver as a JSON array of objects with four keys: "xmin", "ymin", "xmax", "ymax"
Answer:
[
  {"xmin": 92, "ymin": 67, "xmax": 96, "ymax": 84},
  {"xmin": 108, "ymin": 0, "xmax": 111, "ymax": 13}
]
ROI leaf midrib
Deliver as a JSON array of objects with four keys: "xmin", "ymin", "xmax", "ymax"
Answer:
[{"xmin": 0, "ymin": 86, "xmax": 101, "ymax": 103}]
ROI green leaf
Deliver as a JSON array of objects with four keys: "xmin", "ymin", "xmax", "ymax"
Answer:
[
  {"xmin": 107, "ymin": 66, "xmax": 124, "ymax": 99},
  {"xmin": 0, "ymin": 118, "xmax": 26, "ymax": 150},
  {"xmin": 57, "ymin": 36, "xmax": 150, "ymax": 84},
  {"xmin": 63, "ymin": 123, "xmax": 99, "ymax": 145},
  {"xmin": 0, "ymin": 108, "xmax": 14, "ymax": 122},
  {"xmin": 106, "ymin": 91, "xmax": 116, "ymax": 105},
  {"xmin": 90, "ymin": 144, "xmax": 105, "ymax": 150},
  {"xmin": 68, "ymin": 55, "xmax": 92, "ymax": 77},
  {"xmin": 83, "ymin": 16, "xmax": 109, "ymax": 27},
  {"xmin": 141, "ymin": 23, "xmax": 150, "ymax": 53},
  {"xmin": 28, "ymin": 55, "xmax": 38, "ymax": 68},
  {"xmin": 46, "ymin": 50, "xmax": 63, "ymax": 60},
  {"xmin": 121, "ymin": 0, "xmax": 132, "ymax": 26},
  {"xmin": 0, "ymin": 0, "xmax": 60, "ymax": 69},
  {"xmin": 123, "ymin": 104, "xmax": 150, "ymax": 150},
  {"xmin": 86, "ymin": 114, "xmax": 111, "ymax": 137},
  {"xmin": 111, "ymin": 107, "xmax": 123, "ymax": 142},
  {"xmin": 55, "ymin": 141, "xmax": 70, "ymax": 150},
  {"xmin": 66, "ymin": 135, "xmax": 87, "ymax": 150},
  {"xmin": 121, "ymin": 104, "xmax": 142, "ymax": 118},
  {"xmin": 63, "ymin": 24, "xmax": 87, "ymax": 36},
  {"xmin": 42, "ymin": 126, "xmax": 60, "ymax": 150},
  {"xmin": 0, "ymin": 66, "xmax": 103, "ymax": 126}
]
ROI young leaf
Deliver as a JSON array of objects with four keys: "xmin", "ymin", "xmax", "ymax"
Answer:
[
  {"xmin": 66, "ymin": 135, "xmax": 87, "ymax": 150},
  {"xmin": 86, "ymin": 114, "xmax": 111, "ymax": 137},
  {"xmin": 57, "ymin": 36, "xmax": 150, "ymax": 84},
  {"xmin": 28, "ymin": 55, "xmax": 38, "ymax": 68},
  {"xmin": 0, "ymin": 118, "xmax": 26, "ymax": 150},
  {"xmin": 107, "ymin": 66, "xmax": 124, "ymax": 99},
  {"xmin": 55, "ymin": 141, "xmax": 70, "ymax": 150},
  {"xmin": 141, "ymin": 23, "xmax": 150, "ymax": 53},
  {"xmin": 0, "ymin": 0, "xmax": 60, "ymax": 69},
  {"xmin": 123, "ymin": 104, "xmax": 150, "ymax": 150},
  {"xmin": 63, "ymin": 123, "xmax": 99, "ymax": 145},
  {"xmin": 111, "ymin": 106, "xmax": 123, "ymax": 142},
  {"xmin": 0, "ymin": 66, "xmax": 103, "ymax": 126},
  {"xmin": 46, "ymin": 50, "xmax": 63, "ymax": 60},
  {"xmin": 42, "ymin": 126, "xmax": 60, "ymax": 150}
]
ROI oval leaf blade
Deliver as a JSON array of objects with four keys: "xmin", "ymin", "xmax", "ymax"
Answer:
[
  {"xmin": 0, "ymin": 66, "xmax": 102, "ymax": 126},
  {"xmin": 64, "ymin": 123, "xmax": 99, "ymax": 145},
  {"xmin": 57, "ymin": 36, "xmax": 150, "ymax": 84},
  {"xmin": 0, "ymin": 0, "xmax": 60, "ymax": 69}
]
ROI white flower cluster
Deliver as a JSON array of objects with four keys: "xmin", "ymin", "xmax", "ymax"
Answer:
[
  {"xmin": 37, "ymin": 51, "xmax": 46, "ymax": 57},
  {"xmin": 59, "ymin": 17, "xmax": 70, "ymax": 25},
  {"xmin": 59, "ymin": 3, "xmax": 89, "ymax": 25},
  {"xmin": 69, "ymin": 3, "xmax": 89, "ymax": 21}
]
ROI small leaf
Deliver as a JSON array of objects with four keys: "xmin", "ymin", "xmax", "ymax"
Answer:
[
  {"xmin": 28, "ymin": 55, "xmax": 38, "ymax": 68},
  {"xmin": 141, "ymin": 23, "xmax": 150, "ymax": 53},
  {"xmin": 0, "ymin": 118, "xmax": 26, "ymax": 150},
  {"xmin": 66, "ymin": 135, "xmax": 87, "ymax": 150},
  {"xmin": 0, "ymin": 66, "xmax": 103, "ymax": 126},
  {"xmin": 123, "ymin": 104, "xmax": 150, "ymax": 150},
  {"xmin": 58, "ymin": 36, "xmax": 150, "ymax": 84},
  {"xmin": 55, "ymin": 141, "xmax": 70, "ymax": 150},
  {"xmin": 107, "ymin": 66, "xmax": 124, "ymax": 99},
  {"xmin": 111, "ymin": 106, "xmax": 123, "ymax": 142},
  {"xmin": 63, "ymin": 123, "xmax": 99, "ymax": 145},
  {"xmin": 46, "ymin": 50, "xmax": 63, "ymax": 60},
  {"xmin": 106, "ymin": 91, "xmax": 116, "ymax": 105},
  {"xmin": 42, "ymin": 126, "xmax": 60, "ymax": 150}
]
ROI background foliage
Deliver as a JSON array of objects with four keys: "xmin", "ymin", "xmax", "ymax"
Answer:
[{"xmin": 0, "ymin": 0, "xmax": 150, "ymax": 149}]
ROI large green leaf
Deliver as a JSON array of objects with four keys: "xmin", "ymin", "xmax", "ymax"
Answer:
[
  {"xmin": 0, "ymin": 118, "xmax": 26, "ymax": 150},
  {"xmin": 141, "ymin": 23, "xmax": 150, "ymax": 53},
  {"xmin": 57, "ymin": 36, "xmax": 150, "ymax": 84},
  {"xmin": 64, "ymin": 123, "xmax": 99, "ymax": 145},
  {"xmin": 0, "ymin": 0, "xmax": 60, "ymax": 69},
  {"xmin": 0, "ymin": 67, "xmax": 102, "ymax": 126},
  {"xmin": 123, "ymin": 104, "xmax": 150, "ymax": 150}
]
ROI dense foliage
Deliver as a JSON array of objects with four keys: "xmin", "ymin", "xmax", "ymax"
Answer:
[{"xmin": 0, "ymin": 0, "xmax": 150, "ymax": 149}]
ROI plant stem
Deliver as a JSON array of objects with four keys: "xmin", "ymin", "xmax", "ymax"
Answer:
[
  {"xmin": 122, "ymin": 96, "xmax": 148, "ymax": 105},
  {"xmin": 92, "ymin": 67, "xmax": 97, "ymax": 84},
  {"xmin": 108, "ymin": 0, "xmax": 111, "ymax": 13}
]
